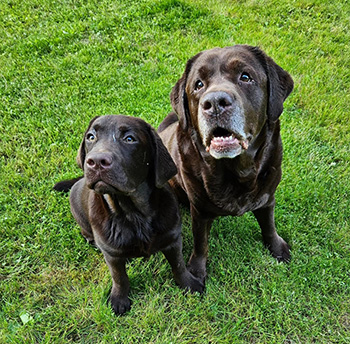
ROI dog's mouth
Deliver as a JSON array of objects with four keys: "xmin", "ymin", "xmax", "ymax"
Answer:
[
  {"xmin": 205, "ymin": 127, "xmax": 249, "ymax": 159},
  {"xmin": 89, "ymin": 180, "xmax": 117, "ymax": 195},
  {"xmin": 88, "ymin": 178, "xmax": 136, "ymax": 196}
]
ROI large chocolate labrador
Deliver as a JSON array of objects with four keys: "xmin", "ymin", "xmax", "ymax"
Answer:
[
  {"xmin": 158, "ymin": 45, "xmax": 294, "ymax": 280},
  {"xmin": 63, "ymin": 115, "xmax": 203, "ymax": 315}
]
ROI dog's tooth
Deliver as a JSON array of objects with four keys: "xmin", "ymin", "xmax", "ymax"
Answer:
[{"xmin": 241, "ymin": 140, "xmax": 249, "ymax": 150}]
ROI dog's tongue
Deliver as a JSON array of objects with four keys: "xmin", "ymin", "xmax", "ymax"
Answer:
[{"xmin": 208, "ymin": 135, "xmax": 241, "ymax": 152}]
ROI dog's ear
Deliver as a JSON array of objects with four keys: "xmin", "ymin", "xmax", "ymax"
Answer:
[
  {"xmin": 262, "ymin": 50, "xmax": 294, "ymax": 122},
  {"xmin": 170, "ymin": 52, "xmax": 202, "ymax": 130},
  {"xmin": 76, "ymin": 141, "xmax": 86, "ymax": 170},
  {"xmin": 76, "ymin": 116, "xmax": 100, "ymax": 170},
  {"xmin": 265, "ymin": 55, "xmax": 294, "ymax": 122},
  {"xmin": 148, "ymin": 125, "xmax": 177, "ymax": 188},
  {"xmin": 247, "ymin": 46, "xmax": 294, "ymax": 122}
]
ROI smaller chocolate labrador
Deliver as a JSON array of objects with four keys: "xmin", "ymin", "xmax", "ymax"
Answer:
[{"xmin": 66, "ymin": 115, "xmax": 203, "ymax": 315}]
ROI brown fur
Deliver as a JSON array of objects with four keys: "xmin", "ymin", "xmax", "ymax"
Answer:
[
  {"xmin": 158, "ymin": 45, "xmax": 294, "ymax": 280},
  {"xmin": 67, "ymin": 115, "xmax": 203, "ymax": 315}
]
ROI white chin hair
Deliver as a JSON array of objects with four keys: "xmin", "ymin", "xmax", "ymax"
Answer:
[{"xmin": 209, "ymin": 146, "xmax": 242, "ymax": 159}]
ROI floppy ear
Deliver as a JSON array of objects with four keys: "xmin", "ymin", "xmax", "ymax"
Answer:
[
  {"xmin": 148, "ymin": 125, "xmax": 177, "ymax": 188},
  {"xmin": 246, "ymin": 46, "xmax": 294, "ymax": 122},
  {"xmin": 170, "ymin": 52, "xmax": 202, "ymax": 130},
  {"xmin": 265, "ymin": 55, "xmax": 294, "ymax": 122},
  {"xmin": 76, "ymin": 116, "xmax": 100, "ymax": 170}
]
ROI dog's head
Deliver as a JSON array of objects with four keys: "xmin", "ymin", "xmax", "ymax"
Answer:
[
  {"xmin": 77, "ymin": 115, "xmax": 177, "ymax": 195},
  {"xmin": 170, "ymin": 45, "xmax": 294, "ymax": 159}
]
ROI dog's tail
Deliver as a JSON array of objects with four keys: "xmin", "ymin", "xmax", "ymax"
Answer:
[{"xmin": 53, "ymin": 176, "xmax": 82, "ymax": 192}]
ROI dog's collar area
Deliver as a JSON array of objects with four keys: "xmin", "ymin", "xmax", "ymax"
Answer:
[
  {"xmin": 99, "ymin": 182, "xmax": 155, "ymax": 219},
  {"xmin": 103, "ymin": 194, "xmax": 119, "ymax": 214}
]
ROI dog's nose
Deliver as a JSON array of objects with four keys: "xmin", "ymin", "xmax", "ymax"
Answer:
[
  {"xmin": 201, "ymin": 91, "xmax": 234, "ymax": 116},
  {"xmin": 86, "ymin": 152, "xmax": 113, "ymax": 170}
]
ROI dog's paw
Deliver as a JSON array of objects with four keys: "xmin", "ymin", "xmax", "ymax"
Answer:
[
  {"xmin": 177, "ymin": 270, "xmax": 205, "ymax": 294},
  {"xmin": 108, "ymin": 294, "xmax": 131, "ymax": 315},
  {"xmin": 187, "ymin": 273, "xmax": 205, "ymax": 294},
  {"xmin": 265, "ymin": 235, "xmax": 291, "ymax": 263},
  {"xmin": 187, "ymin": 255, "xmax": 207, "ymax": 281}
]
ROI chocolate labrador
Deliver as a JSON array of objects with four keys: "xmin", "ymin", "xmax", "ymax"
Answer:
[
  {"xmin": 61, "ymin": 115, "xmax": 203, "ymax": 315},
  {"xmin": 158, "ymin": 45, "xmax": 294, "ymax": 280}
]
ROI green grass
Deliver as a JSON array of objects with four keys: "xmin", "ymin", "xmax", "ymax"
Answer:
[{"xmin": 1, "ymin": 0, "xmax": 349, "ymax": 342}]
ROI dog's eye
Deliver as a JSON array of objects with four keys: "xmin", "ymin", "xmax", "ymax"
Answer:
[
  {"xmin": 240, "ymin": 73, "xmax": 252, "ymax": 82},
  {"xmin": 86, "ymin": 133, "xmax": 96, "ymax": 141},
  {"xmin": 194, "ymin": 80, "xmax": 204, "ymax": 91},
  {"xmin": 124, "ymin": 135, "xmax": 136, "ymax": 143}
]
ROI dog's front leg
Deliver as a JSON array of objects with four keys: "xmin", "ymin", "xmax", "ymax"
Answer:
[
  {"xmin": 162, "ymin": 235, "xmax": 204, "ymax": 293},
  {"xmin": 187, "ymin": 204, "xmax": 214, "ymax": 281},
  {"xmin": 103, "ymin": 254, "xmax": 131, "ymax": 315},
  {"xmin": 253, "ymin": 204, "xmax": 291, "ymax": 262}
]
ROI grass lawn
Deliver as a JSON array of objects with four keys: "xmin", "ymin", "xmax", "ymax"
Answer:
[{"xmin": 1, "ymin": 0, "xmax": 349, "ymax": 343}]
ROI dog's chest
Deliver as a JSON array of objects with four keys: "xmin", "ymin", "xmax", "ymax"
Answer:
[
  {"xmin": 87, "ymin": 209, "xmax": 147, "ymax": 255},
  {"xmin": 207, "ymin": 186, "xmax": 271, "ymax": 216},
  {"xmin": 187, "ymin": 169, "xmax": 273, "ymax": 216},
  {"xmin": 102, "ymin": 214, "xmax": 155, "ymax": 255}
]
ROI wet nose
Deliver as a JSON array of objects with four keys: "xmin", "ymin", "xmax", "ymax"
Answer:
[
  {"xmin": 201, "ymin": 91, "xmax": 234, "ymax": 116},
  {"xmin": 86, "ymin": 152, "xmax": 113, "ymax": 170}
]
